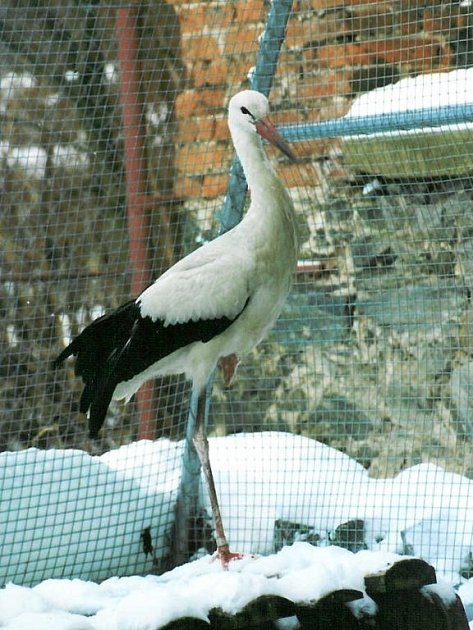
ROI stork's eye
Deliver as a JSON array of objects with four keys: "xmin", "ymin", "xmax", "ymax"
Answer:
[{"xmin": 240, "ymin": 106, "xmax": 252, "ymax": 116}]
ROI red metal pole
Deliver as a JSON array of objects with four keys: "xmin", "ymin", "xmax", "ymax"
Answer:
[{"xmin": 116, "ymin": 4, "xmax": 155, "ymax": 440}]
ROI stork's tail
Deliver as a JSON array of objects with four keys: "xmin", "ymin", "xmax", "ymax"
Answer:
[{"xmin": 52, "ymin": 300, "xmax": 138, "ymax": 437}]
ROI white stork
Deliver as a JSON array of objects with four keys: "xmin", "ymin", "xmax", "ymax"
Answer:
[{"xmin": 54, "ymin": 90, "xmax": 300, "ymax": 566}]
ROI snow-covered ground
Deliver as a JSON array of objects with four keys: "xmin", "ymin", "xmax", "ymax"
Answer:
[{"xmin": 1, "ymin": 432, "xmax": 473, "ymax": 627}]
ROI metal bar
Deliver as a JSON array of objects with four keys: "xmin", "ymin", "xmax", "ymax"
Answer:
[
  {"xmin": 279, "ymin": 103, "xmax": 473, "ymax": 141},
  {"xmin": 116, "ymin": 6, "xmax": 156, "ymax": 441},
  {"xmin": 171, "ymin": 389, "xmax": 200, "ymax": 565},
  {"xmin": 218, "ymin": 0, "xmax": 294, "ymax": 232},
  {"xmin": 172, "ymin": 377, "xmax": 214, "ymax": 566}
]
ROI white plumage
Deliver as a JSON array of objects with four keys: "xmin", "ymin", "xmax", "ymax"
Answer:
[{"xmin": 54, "ymin": 90, "xmax": 300, "ymax": 565}]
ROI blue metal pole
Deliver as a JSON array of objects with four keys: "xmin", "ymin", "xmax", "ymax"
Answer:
[
  {"xmin": 175, "ymin": 0, "xmax": 293, "ymax": 563},
  {"xmin": 218, "ymin": 0, "xmax": 294, "ymax": 232},
  {"xmin": 172, "ymin": 377, "xmax": 214, "ymax": 565},
  {"xmin": 279, "ymin": 103, "xmax": 473, "ymax": 141}
]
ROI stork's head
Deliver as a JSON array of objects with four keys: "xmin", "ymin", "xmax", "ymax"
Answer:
[{"xmin": 228, "ymin": 90, "xmax": 296, "ymax": 161}]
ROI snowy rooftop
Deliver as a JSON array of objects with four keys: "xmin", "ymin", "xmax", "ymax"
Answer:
[{"xmin": 343, "ymin": 68, "xmax": 473, "ymax": 177}]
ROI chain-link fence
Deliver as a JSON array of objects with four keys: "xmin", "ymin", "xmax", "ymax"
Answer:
[{"xmin": 2, "ymin": 0, "xmax": 473, "ymax": 589}]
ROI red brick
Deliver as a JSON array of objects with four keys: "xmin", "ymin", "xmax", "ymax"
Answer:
[
  {"xmin": 271, "ymin": 109, "xmax": 301, "ymax": 127},
  {"xmin": 175, "ymin": 89, "xmax": 225, "ymax": 119},
  {"xmin": 224, "ymin": 26, "xmax": 262, "ymax": 55},
  {"xmin": 277, "ymin": 162, "xmax": 321, "ymax": 188},
  {"xmin": 202, "ymin": 173, "xmax": 229, "ymax": 198},
  {"xmin": 178, "ymin": 3, "xmax": 235, "ymax": 34},
  {"xmin": 293, "ymin": 138, "xmax": 334, "ymax": 159},
  {"xmin": 176, "ymin": 116, "xmax": 228, "ymax": 146},
  {"xmin": 235, "ymin": 0, "xmax": 267, "ymax": 24},
  {"xmin": 346, "ymin": 6, "xmax": 394, "ymax": 35},
  {"xmin": 315, "ymin": 42, "xmax": 362, "ymax": 68},
  {"xmin": 214, "ymin": 117, "xmax": 230, "ymax": 141},
  {"xmin": 227, "ymin": 56, "xmax": 260, "ymax": 83},
  {"xmin": 423, "ymin": 9, "xmax": 449, "ymax": 34},
  {"xmin": 423, "ymin": 7, "xmax": 467, "ymax": 34},
  {"xmin": 192, "ymin": 58, "xmax": 229, "ymax": 88},
  {"xmin": 286, "ymin": 14, "xmax": 350, "ymax": 49},
  {"xmin": 174, "ymin": 176, "xmax": 202, "ymax": 199},
  {"xmin": 298, "ymin": 71, "xmax": 351, "ymax": 99},
  {"xmin": 327, "ymin": 163, "xmax": 352, "ymax": 180},
  {"xmin": 213, "ymin": 3, "xmax": 236, "ymax": 29},
  {"xmin": 275, "ymin": 50, "xmax": 303, "ymax": 81},
  {"xmin": 175, "ymin": 143, "xmax": 229, "ymax": 176},
  {"xmin": 284, "ymin": 13, "xmax": 351, "ymax": 49},
  {"xmin": 285, "ymin": 19, "xmax": 312, "ymax": 49},
  {"xmin": 310, "ymin": 0, "xmax": 382, "ymax": 8},
  {"xmin": 301, "ymin": 99, "xmax": 350, "ymax": 124},
  {"xmin": 176, "ymin": 117, "xmax": 216, "ymax": 143},
  {"xmin": 393, "ymin": 7, "xmax": 422, "ymax": 35},
  {"xmin": 309, "ymin": 0, "xmax": 346, "ymax": 9},
  {"xmin": 316, "ymin": 38, "xmax": 453, "ymax": 71},
  {"xmin": 176, "ymin": 118, "xmax": 199, "ymax": 144},
  {"xmin": 181, "ymin": 35, "xmax": 220, "ymax": 63},
  {"xmin": 318, "ymin": 98, "xmax": 352, "ymax": 121},
  {"xmin": 175, "ymin": 90, "xmax": 200, "ymax": 119},
  {"xmin": 178, "ymin": 7, "xmax": 207, "ymax": 34}
]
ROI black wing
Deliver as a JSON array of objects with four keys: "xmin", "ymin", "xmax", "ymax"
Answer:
[{"xmin": 53, "ymin": 299, "xmax": 248, "ymax": 437}]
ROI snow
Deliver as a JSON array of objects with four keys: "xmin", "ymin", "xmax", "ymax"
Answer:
[
  {"xmin": 421, "ymin": 581, "xmax": 459, "ymax": 608},
  {"xmin": 460, "ymin": 580, "xmax": 473, "ymax": 620},
  {"xmin": 347, "ymin": 67, "xmax": 473, "ymax": 118},
  {"xmin": 1, "ymin": 431, "xmax": 473, "ymax": 627},
  {"xmin": 345, "ymin": 67, "xmax": 473, "ymax": 140},
  {"xmin": 52, "ymin": 145, "xmax": 90, "ymax": 171},
  {"xmin": 0, "ymin": 441, "xmax": 182, "ymax": 585},
  {"xmin": 0, "ymin": 72, "xmax": 37, "ymax": 99},
  {"xmin": 64, "ymin": 70, "xmax": 80, "ymax": 83},
  {"xmin": 103, "ymin": 63, "xmax": 118, "ymax": 85},
  {"xmin": 0, "ymin": 544, "xmax": 395, "ymax": 629},
  {"xmin": 6, "ymin": 145, "xmax": 48, "ymax": 179}
]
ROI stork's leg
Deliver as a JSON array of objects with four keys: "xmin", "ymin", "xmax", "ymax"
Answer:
[
  {"xmin": 192, "ymin": 389, "xmax": 242, "ymax": 567},
  {"xmin": 217, "ymin": 353, "xmax": 240, "ymax": 388}
]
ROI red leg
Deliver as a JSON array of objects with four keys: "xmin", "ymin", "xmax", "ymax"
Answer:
[
  {"xmin": 217, "ymin": 353, "xmax": 239, "ymax": 388},
  {"xmin": 192, "ymin": 390, "xmax": 243, "ymax": 568}
]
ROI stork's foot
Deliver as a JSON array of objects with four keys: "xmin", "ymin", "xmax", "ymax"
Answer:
[
  {"xmin": 216, "ymin": 547, "xmax": 244, "ymax": 569},
  {"xmin": 213, "ymin": 544, "xmax": 255, "ymax": 569}
]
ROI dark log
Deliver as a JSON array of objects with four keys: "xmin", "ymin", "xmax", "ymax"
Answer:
[
  {"xmin": 295, "ymin": 588, "xmax": 365, "ymax": 629},
  {"xmin": 366, "ymin": 558, "xmax": 469, "ymax": 629},
  {"xmin": 160, "ymin": 617, "xmax": 210, "ymax": 630},
  {"xmin": 365, "ymin": 558, "xmax": 436, "ymax": 594},
  {"xmin": 420, "ymin": 584, "xmax": 469, "ymax": 630},
  {"xmin": 209, "ymin": 595, "xmax": 295, "ymax": 629}
]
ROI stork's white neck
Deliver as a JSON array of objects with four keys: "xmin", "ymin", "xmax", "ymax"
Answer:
[
  {"xmin": 228, "ymin": 114, "xmax": 299, "ymax": 262},
  {"xmin": 230, "ymin": 127, "xmax": 278, "ymax": 197}
]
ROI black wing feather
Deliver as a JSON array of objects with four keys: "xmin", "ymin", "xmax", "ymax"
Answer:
[{"xmin": 53, "ymin": 298, "xmax": 248, "ymax": 438}]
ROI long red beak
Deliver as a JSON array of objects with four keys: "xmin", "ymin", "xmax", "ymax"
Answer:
[{"xmin": 255, "ymin": 117, "xmax": 297, "ymax": 162}]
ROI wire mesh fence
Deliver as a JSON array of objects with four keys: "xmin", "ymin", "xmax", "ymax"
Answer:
[{"xmin": 1, "ymin": 0, "xmax": 473, "ymax": 590}]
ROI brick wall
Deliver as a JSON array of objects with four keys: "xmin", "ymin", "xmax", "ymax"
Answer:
[{"xmin": 165, "ymin": 0, "xmax": 467, "ymax": 200}]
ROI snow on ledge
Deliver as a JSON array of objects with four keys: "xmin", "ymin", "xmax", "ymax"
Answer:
[{"xmin": 0, "ymin": 543, "xmax": 402, "ymax": 629}]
